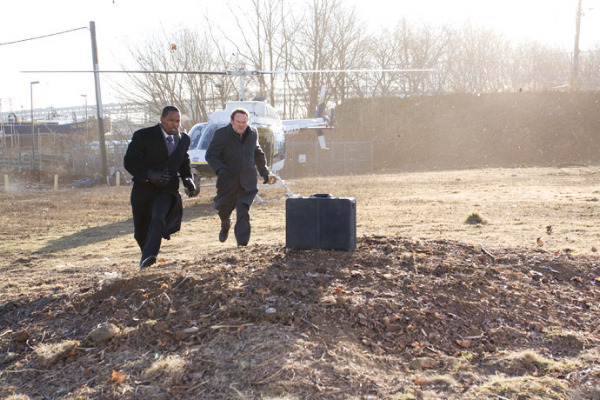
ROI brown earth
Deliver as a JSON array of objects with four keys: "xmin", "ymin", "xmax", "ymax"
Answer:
[{"xmin": 2, "ymin": 93, "xmax": 600, "ymax": 399}]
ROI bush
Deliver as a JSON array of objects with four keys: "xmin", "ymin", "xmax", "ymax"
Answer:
[{"xmin": 465, "ymin": 212, "xmax": 484, "ymax": 225}]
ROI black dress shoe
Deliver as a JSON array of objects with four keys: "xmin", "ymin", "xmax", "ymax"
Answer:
[
  {"xmin": 219, "ymin": 219, "xmax": 231, "ymax": 243},
  {"xmin": 140, "ymin": 255, "xmax": 157, "ymax": 269}
]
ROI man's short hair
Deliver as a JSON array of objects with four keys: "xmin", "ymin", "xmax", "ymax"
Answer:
[
  {"xmin": 162, "ymin": 106, "xmax": 180, "ymax": 118},
  {"xmin": 230, "ymin": 108, "xmax": 249, "ymax": 121}
]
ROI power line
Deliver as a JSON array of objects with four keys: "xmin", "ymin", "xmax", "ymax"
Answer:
[{"xmin": 0, "ymin": 27, "xmax": 87, "ymax": 46}]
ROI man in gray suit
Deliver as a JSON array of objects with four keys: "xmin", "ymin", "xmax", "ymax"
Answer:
[
  {"xmin": 205, "ymin": 108, "xmax": 275, "ymax": 246},
  {"xmin": 124, "ymin": 106, "xmax": 197, "ymax": 268}
]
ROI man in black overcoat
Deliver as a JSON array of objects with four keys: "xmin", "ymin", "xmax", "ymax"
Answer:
[
  {"xmin": 124, "ymin": 106, "xmax": 197, "ymax": 269},
  {"xmin": 205, "ymin": 108, "xmax": 275, "ymax": 246}
]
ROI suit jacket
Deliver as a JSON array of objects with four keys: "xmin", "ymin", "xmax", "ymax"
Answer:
[
  {"xmin": 124, "ymin": 123, "xmax": 192, "ymax": 236},
  {"xmin": 205, "ymin": 123, "xmax": 269, "ymax": 208}
]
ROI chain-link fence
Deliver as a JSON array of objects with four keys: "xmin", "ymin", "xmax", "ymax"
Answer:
[
  {"xmin": 71, "ymin": 140, "xmax": 130, "ymax": 177},
  {"xmin": 282, "ymin": 139, "xmax": 375, "ymax": 179}
]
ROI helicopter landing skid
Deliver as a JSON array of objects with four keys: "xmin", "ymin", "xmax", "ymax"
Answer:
[{"xmin": 256, "ymin": 175, "xmax": 295, "ymax": 203}]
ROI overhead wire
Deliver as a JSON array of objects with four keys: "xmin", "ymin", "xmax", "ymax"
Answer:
[{"xmin": 0, "ymin": 27, "xmax": 87, "ymax": 46}]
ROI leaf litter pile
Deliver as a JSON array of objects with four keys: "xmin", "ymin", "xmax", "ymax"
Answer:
[{"xmin": 2, "ymin": 236, "xmax": 600, "ymax": 399}]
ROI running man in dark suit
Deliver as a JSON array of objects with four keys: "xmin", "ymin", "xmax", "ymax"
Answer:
[
  {"xmin": 205, "ymin": 108, "xmax": 275, "ymax": 246},
  {"xmin": 124, "ymin": 106, "xmax": 197, "ymax": 269}
]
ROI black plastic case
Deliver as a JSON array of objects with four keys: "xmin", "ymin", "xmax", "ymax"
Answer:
[{"xmin": 286, "ymin": 193, "xmax": 356, "ymax": 250}]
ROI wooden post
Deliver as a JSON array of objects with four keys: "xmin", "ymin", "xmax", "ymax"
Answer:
[
  {"xmin": 4, "ymin": 174, "xmax": 8, "ymax": 191},
  {"xmin": 54, "ymin": 174, "xmax": 59, "ymax": 190},
  {"xmin": 116, "ymin": 171, "xmax": 120, "ymax": 187}
]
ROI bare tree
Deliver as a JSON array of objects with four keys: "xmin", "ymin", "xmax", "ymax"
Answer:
[
  {"xmin": 580, "ymin": 46, "xmax": 600, "ymax": 89},
  {"xmin": 113, "ymin": 28, "xmax": 218, "ymax": 130},
  {"xmin": 324, "ymin": 4, "xmax": 371, "ymax": 103},
  {"xmin": 366, "ymin": 20, "xmax": 451, "ymax": 97},
  {"xmin": 363, "ymin": 27, "xmax": 404, "ymax": 98},
  {"xmin": 110, "ymin": 2, "xmax": 600, "ymax": 129},
  {"xmin": 279, "ymin": 3, "xmax": 304, "ymax": 119},
  {"xmin": 292, "ymin": 0, "xmax": 344, "ymax": 117},
  {"xmin": 441, "ymin": 23, "xmax": 513, "ymax": 93},
  {"xmin": 205, "ymin": 0, "xmax": 291, "ymax": 104}
]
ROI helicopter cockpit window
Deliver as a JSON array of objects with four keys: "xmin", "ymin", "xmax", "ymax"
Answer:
[
  {"xmin": 199, "ymin": 122, "xmax": 227, "ymax": 150},
  {"xmin": 266, "ymin": 105, "xmax": 278, "ymax": 119},
  {"xmin": 189, "ymin": 123, "xmax": 206, "ymax": 149}
]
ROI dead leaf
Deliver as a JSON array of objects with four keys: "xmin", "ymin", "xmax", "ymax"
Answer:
[
  {"xmin": 414, "ymin": 376, "xmax": 431, "ymax": 386},
  {"xmin": 456, "ymin": 339, "xmax": 472, "ymax": 348},
  {"xmin": 537, "ymin": 237, "xmax": 543, "ymax": 247},
  {"xmin": 257, "ymin": 287, "xmax": 270, "ymax": 295},
  {"xmin": 109, "ymin": 370, "xmax": 127, "ymax": 384}
]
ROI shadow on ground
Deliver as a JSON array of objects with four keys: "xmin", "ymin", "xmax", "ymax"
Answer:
[{"xmin": 35, "ymin": 201, "xmax": 215, "ymax": 254}]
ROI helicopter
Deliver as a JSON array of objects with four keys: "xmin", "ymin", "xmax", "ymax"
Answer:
[{"xmin": 187, "ymin": 81, "xmax": 332, "ymax": 183}]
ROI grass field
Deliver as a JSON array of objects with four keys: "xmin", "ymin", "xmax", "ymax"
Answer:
[{"xmin": 1, "ymin": 166, "xmax": 600, "ymax": 399}]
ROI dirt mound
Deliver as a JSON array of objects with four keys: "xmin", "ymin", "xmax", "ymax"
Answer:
[
  {"xmin": 329, "ymin": 91, "xmax": 600, "ymax": 171},
  {"xmin": 2, "ymin": 237, "xmax": 600, "ymax": 399}
]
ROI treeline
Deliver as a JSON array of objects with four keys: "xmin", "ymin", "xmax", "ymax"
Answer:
[{"xmin": 111, "ymin": 0, "xmax": 600, "ymax": 128}]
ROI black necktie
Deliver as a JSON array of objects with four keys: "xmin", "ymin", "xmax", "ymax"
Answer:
[{"xmin": 166, "ymin": 136, "xmax": 175, "ymax": 155}]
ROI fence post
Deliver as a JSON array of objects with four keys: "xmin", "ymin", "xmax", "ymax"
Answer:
[
  {"xmin": 38, "ymin": 128, "xmax": 42, "ymax": 170},
  {"xmin": 116, "ymin": 170, "xmax": 120, "ymax": 187},
  {"xmin": 54, "ymin": 174, "xmax": 59, "ymax": 190},
  {"xmin": 4, "ymin": 174, "xmax": 8, "ymax": 191}
]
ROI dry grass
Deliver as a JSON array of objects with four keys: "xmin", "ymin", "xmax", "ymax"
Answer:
[{"xmin": 1, "ymin": 166, "xmax": 600, "ymax": 399}]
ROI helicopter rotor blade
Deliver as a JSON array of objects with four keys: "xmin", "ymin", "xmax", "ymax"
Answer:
[
  {"xmin": 22, "ymin": 68, "xmax": 435, "ymax": 75},
  {"xmin": 22, "ymin": 68, "xmax": 430, "ymax": 149}
]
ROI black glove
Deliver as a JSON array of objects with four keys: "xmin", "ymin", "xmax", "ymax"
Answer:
[
  {"xmin": 262, "ymin": 173, "xmax": 276, "ymax": 185},
  {"xmin": 183, "ymin": 177, "xmax": 198, "ymax": 197},
  {"xmin": 147, "ymin": 170, "xmax": 170, "ymax": 186}
]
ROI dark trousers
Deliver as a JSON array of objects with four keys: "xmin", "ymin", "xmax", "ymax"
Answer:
[
  {"xmin": 218, "ymin": 200, "xmax": 251, "ymax": 246},
  {"xmin": 137, "ymin": 193, "xmax": 173, "ymax": 260}
]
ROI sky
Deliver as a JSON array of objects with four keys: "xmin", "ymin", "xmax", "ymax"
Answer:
[{"xmin": 1, "ymin": 0, "xmax": 598, "ymax": 115}]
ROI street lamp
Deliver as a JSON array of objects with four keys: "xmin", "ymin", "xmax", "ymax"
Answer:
[{"xmin": 30, "ymin": 81, "xmax": 39, "ymax": 170}]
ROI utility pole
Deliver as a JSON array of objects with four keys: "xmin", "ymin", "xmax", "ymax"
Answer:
[
  {"xmin": 89, "ymin": 21, "xmax": 108, "ymax": 180},
  {"xmin": 571, "ymin": 0, "xmax": 582, "ymax": 90},
  {"xmin": 30, "ymin": 81, "xmax": 39, "ymax": 170}
]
